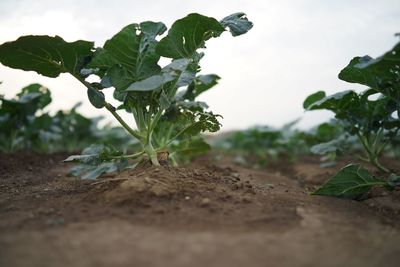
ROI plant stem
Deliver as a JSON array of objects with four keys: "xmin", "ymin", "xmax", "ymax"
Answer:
[
  {"xmin": 144, "ymin": 143, "xmax": 160, "ymax": 166},
  {"xmin": 371, "ymin": 157, "xmax": 390, "ymax": 173},
  {"xmin": 104, "ymin": 103, "xmax": 142, "ymax": 140},
  {"xmin": 356, "ymin": 132, "xmax": 390, "ymax": 173},
  {"xmin": 110, "ymin": 151, "xmax": 144, "ymax": 160},
  {"xmin": 72, "ymin": 74, "xmax": 143, "ymax": 141}
]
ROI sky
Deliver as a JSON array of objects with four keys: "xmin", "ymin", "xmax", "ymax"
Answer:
[{"xmin": 0, "ymin": 0, "xmax": 399, "ymax": 131}]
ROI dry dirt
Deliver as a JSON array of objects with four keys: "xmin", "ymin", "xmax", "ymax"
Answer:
[{"xmin": 1, "ymin": 152, "xmax": 400, "ymax": 267}]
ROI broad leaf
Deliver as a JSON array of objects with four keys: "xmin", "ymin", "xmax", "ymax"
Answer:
[
  {"xmin": 312, "ymin": 164, "xmax": 386, "ymax": 198},
  {"xmin": 88, "ymin": 22, "xmax": 167, "ymax": 90},
  {"xmin": 303, "ymin": 91, "xmax": 325, "ymax": 109},
  {"xmin": 339, "ymin": 42, "xmax": 400, "ymax": 89},
  {"xmin": 0, "ymin": 35, "xmax": 94, "ymax": 77},
  {"xmin": 156, "ymin": 13, "xmax": 225, "ymax": 59},
  {"xmin": 306, "ymin": 90, "xmax": 357, "ymax": 111},
  {"xmin": 220, "ymin": 12, "xmax": 253, "ymax": 37}
]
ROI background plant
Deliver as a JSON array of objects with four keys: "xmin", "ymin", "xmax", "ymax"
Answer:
[{"xmin": 304, "ymin": 35, "xmax": 400, "ymax": 198}]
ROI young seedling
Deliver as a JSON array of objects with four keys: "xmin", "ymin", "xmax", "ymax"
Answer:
[
  {"xmin": 0, "ymin": 13, "xmax": 253, "ymax": 177},
  {"xmin": 304, "ymin": 35, "xmax": 400, "ymax": 198}
]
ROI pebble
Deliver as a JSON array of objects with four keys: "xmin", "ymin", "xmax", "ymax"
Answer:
[
  {"xmin": 232, "ymin": 173, "xmax": 240, "ymax": 179},
  {"xmin": 200, "ymin": 198, "xmax": 211, "ymax": 207}
]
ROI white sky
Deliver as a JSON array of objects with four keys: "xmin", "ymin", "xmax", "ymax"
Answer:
[{"xmin": 0, "ymin": 0, "xmax": 399, "ymax": 131}]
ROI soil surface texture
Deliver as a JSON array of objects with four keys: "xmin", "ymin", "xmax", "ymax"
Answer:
[{"xmin": 1, "ymin": 152, "xmax": 400, "ymax": 267}]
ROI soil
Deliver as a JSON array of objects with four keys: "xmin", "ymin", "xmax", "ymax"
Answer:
[{"xmin": 1, "ymin": 152, "xmax": 400, "ymax": 267}]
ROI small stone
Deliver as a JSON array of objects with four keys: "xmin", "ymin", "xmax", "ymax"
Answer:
[
  {"xmin": 232, "ymin": 173, "xmax": 240, "ymax": 178},
  {"xmin": 266, "ymin": 183, "xmax": 274, "ymax": 189},
  {"xmin": 200, "ymin": 198, "xmax": 211, "ymax": 207},
  {"xmin": 185, "ymin": 196, "xmax": 190, "ymax": 200}
]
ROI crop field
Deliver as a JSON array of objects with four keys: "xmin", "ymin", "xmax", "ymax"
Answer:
[{"xmin": 1, "ymin": 7, "xmax": 400, "ymax": 267}]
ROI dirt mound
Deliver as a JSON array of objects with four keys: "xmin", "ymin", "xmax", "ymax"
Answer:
[{"xmin": 88, "ymin": 165, "xmax": 256, "ymax": 206}]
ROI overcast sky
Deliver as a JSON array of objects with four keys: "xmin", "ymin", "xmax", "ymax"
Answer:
[{"xmin": 0, "ymin": 0, "xmax": 399, "ymax": 131}]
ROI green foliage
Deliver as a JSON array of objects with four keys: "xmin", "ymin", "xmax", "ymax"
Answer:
[
  {"xmin": 306, "ymin": 34, "xmax": 400, "ymax": 198},
  {"xmin": 64, "ymin": 144, "xmax": 130, "ymax": 179},
  {"xmin": 312, "ymin": 164, "xmax": 388, "ymax": 199},
  {"xmin": 0, "ymin": 36, "xmax": 93, "ymax": 78},
  {"xmin": 212, "ymin": 120, "xmax": 342, "ymax": 167},
  {"xmin": 0, "ymin": 13, "xmax": 253, "ymax": 177},
  {"xmin": 305, "ymin": 37, "xmax": 400, "ymax": 173},
  {"xmin": 0, "ymin": 84, "xmax": 131, "ymax": 153}
]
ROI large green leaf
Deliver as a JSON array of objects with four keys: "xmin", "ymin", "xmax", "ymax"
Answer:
[
  {"xmin": 306, "ymin": 90, "xmax": 357, "ymax": 112},
  {"xmin": 339, "ymin": 42, "xmax": 400, "ymax": 89},
  {"xmin": 220, "ymin": 12, "xmax": 253, "ymax": 37},
  {"xmin": 312, "ymin": 164, "xmax": 386, "ymax": 198},
  {"xmin": 0, "ymin": 35, "xmax": 94, "ymax": 77},
  {"xmin": 88, "ymin": 22, "xmax": 167, "ymax": 90},
  {"xmin": 156, "ymin": 13, "xmax": 225, "ymax": 59}
]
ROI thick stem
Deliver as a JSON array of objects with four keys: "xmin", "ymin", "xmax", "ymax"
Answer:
[{"xmin": 144, "ymin": 143, "xmax": 160, "ymax": 166}]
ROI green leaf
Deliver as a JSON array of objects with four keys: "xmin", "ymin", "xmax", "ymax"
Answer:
[
  {"xmin": 69, "ymin": 162, "xmax": 121, "ymax": 180},
  {"xmin": 87, "ymin": 87, "xmax": 106, "ymax": 108},
  {"xmin": 338, "ymin": 41, "xmax": 400, "ymax": 90},
  {"xmin": 0, "ymin": 35, "xmax": 94, "ymax": 77},
  {"xmin": 170, "ymin": 137, "xmax": 211, "ymax": 157},
  {"xmin": 88, "ymin": 22, "xmax": 167, "ymax": 90},
  {"xmin": 310, "ymin": 139, "xmax": 342, "ymax": 155},
  {"xmin": 156, "ymin": 13, "xmax": 225, "ymax": 59},
  {"xmin": 65, "ymin": 144, "xmax": 128, "ymax": 179},
  {"xmin": 17, "ymin": 84, "xmax": 51, "ymax": 109},
  {"xmin": 312, "ymin": 164, "xmax": 386, "ymax": 198},
  {"xmin": 179, "ymin": 74, "xmax": 220, "ymax": 101},
  {"xmin": 303, "ymin": 91, "xmax": 325, "ymax": 109},
  {"xmin": 0, "ymin": 83, "xmax": 51, "ymax": 118},
  {"xmin": 220, "ymin": 12, "xmax": 253, "ymax": 37},
  {"xmin": 125, "ymin": 58, "xmax": 191, "ymax": 92},
  {"xmin": 306, "ymin": 90, "xmax": 357, "ymax": 111}
]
